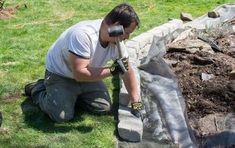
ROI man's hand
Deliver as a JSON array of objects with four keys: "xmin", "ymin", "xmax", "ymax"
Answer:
[
  {"xmin": 110, "ymin": 57, "xmax": 128, "ymax": 75},
  {"xmin": 131, "ymin": 102, "xmax": 144, "ymax": 119}
]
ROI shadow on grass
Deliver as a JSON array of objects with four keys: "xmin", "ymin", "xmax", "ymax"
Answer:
[
  {"xmin": 20, "ymin": 98, "xmax": 93, "ymax": 134},
  {"xmin": 20, "ymin": 75, "xmax": 121, "ymax": 137},
  {"xmin": 111, "ymin": 75, "xmax": 120, "ymax": 140}
]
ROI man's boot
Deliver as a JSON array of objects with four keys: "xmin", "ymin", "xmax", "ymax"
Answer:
[{"xmin": 24, "ymin": 79, "xmax": 45, "ymax": 104}]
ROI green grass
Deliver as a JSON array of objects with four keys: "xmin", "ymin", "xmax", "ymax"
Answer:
[{"xmin": 0, "ymin": 0, "xmax": 234, "ymax": 147}]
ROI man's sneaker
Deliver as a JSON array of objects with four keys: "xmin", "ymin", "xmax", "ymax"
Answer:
[{"xmin": 24, "ymin": 79, "xmax": 44, "ymax": 98}]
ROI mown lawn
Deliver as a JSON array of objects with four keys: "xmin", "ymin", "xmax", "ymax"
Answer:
[{"xmin": 0, "ymin": 0, "xmax": 234, "ymax": 147}]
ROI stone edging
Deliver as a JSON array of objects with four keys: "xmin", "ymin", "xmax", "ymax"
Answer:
[{"xmin": 125, "ymin": 19, "xmax": 183, "ymax": 61}]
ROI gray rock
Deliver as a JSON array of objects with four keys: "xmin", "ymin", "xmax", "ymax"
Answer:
[
  {"xmin": 208, "ymin": 11, "xmax": 220, "ymax": 18},
  {"xmin": 118, "ymin": 105, "xmax": 143, "ymax": 142},
  {"xmin": 201, "ymin": 73, "xmax": 215, "ymax": 81},
  {"xmin": 229, "ymin": 70, "xmax": 235, "ymax": 80},
  {"xmin": 180, "ymin": 12, "xmax": 193, "ymax": 21}
]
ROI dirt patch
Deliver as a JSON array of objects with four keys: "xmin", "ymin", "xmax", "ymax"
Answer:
[
  {"xmin": 0, "ymin": 4, "xmax": 27, "ymax": 19},
  {"xmin": 164, "ymin": 19, "xmax": 235, "ymax": 144},
  {"xmin": 1, "ymin": 92, "xmax": 21, "ymax": 102},
  {"xmin": 0, "ymin": 6, "xmax": 17, "ymax": 19},
  {"xmin": 165, "ymin": 51, "xmax": 235, "ymax": 118}
]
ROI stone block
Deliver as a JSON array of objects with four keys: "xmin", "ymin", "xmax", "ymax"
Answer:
[
  {"xmin": 118, "ymin": 105, "xmax": 143, "ymax": 142},
  {"xmin": 131, "ymin": 32, "xmax": 154, "ymax": 50},
  {"xmin": 125, "ymin": 40, "xmax": 140, "ymax": 50},
  {"xmin": 127, "ymin": 47, "xmax": 137, "ymax": 60}
]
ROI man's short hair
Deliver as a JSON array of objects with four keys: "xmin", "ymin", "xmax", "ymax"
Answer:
[{"xmin": 104, "ymin": 3, "xmax": 140, "ymax": 28}]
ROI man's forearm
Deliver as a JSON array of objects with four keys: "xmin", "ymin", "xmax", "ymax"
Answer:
[
  {"xmin": 73, "ymin": 67, "xmax": 111, "ymax": 81},
  {"xmin": 122, "ymin": 65, "xmax": 140, "ymax": 103}
]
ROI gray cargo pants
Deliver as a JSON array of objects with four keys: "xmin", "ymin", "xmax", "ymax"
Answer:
[{"xmin": 31, "ymin": 70, "xmax": 111, "ymax": 122}]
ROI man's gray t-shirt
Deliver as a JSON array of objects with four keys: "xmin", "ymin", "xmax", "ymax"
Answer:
[{"xmin": 46, "ymin": 19, "xmax": 128, "ymax": 79}]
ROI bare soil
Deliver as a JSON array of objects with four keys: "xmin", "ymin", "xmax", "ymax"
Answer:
[
  {"xmin": 165, "ymin": 50, "xmax": 235, "ymax": 118},
  {"xmin": 0, "ymin": 7, "xmax": 17, "ymax": 19},
  {"xmin": 164, "ymin": 21, "xmax": 235, "ymax": 142},
  {"xmin": 0, "ymin": 4, "xmax": 27, "ymax": 19}
]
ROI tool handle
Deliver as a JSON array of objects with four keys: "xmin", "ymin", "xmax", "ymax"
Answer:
[
  {"xmin": 117, "ymin": 58, "xmax": 128, "ymax": 73},
  {"xmin": 116, "ymin": 40, "xmax": 124, "ymax": 58}
]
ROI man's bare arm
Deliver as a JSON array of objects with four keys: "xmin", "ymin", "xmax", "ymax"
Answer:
[
  {"xmin": 122, "ymin": 64, "xmax": 140, "ymax": 103},
  {"xmin": 70, "ymin": 54, "xmax": 111, "ymax": 81}
]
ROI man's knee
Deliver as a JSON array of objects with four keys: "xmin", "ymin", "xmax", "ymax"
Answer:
[
  {"xmin": 47, "ymin": 110, "xmax": 74, "ymax": 123},
  {"xmin": 82, "ymin": 97, "xmax": 111, "ymax": 113},
  {"xmin": 95, "ymin": 100, "xmax": 111, "ymax": 112}
]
